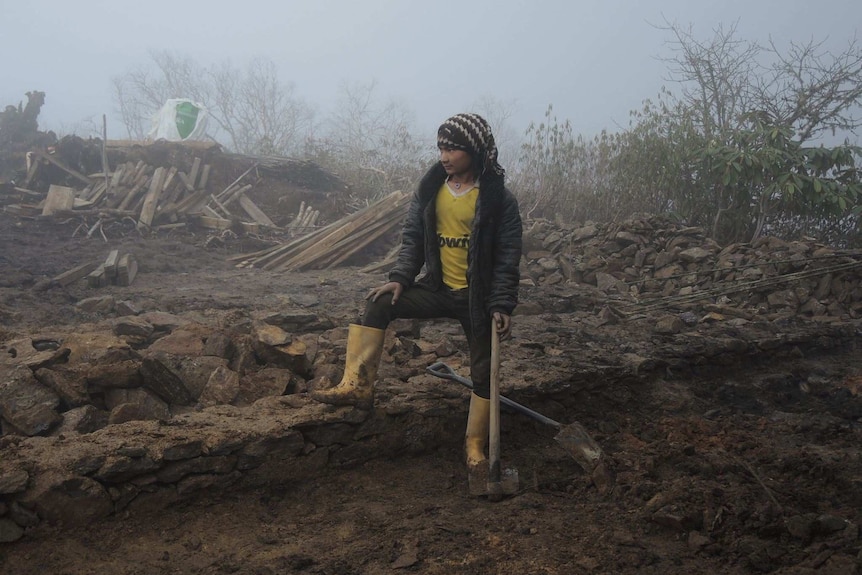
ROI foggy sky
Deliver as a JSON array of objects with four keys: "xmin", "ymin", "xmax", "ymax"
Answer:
[{"xmin": 2, "ymin": 0, "xmax": 860, "ymax": 146}]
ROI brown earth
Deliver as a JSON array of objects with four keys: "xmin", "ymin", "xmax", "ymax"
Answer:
[{"xmin": 1, "ymin": 210, "xmax": 862, "ymax": 575}]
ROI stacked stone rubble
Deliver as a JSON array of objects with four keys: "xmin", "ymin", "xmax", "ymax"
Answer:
[{"xmin": 522, "ymin": 215, "xmax": 862, "ymax": 320}]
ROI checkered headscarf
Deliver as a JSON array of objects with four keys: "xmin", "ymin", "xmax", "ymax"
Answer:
[{"xmin": 437, "ymin": 113, "xmax": 505, "ymax": 177}]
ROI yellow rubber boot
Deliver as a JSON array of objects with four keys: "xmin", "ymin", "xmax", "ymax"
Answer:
[
  {"xmin": 310, "ymin": 324, "xmax": 385, "ymax": 410},
  {"xmin": 465, "ymin": 393, "xmax": 490, "ymax": 467}
]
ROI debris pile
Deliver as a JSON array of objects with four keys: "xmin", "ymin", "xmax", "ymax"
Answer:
[
  {"xmin": 521, "ymin": 215, "xmax": 862, "ymax": 322},
  {"xmin": 1, "ymin": 137, "xmax": 352, "ymax": 237}
]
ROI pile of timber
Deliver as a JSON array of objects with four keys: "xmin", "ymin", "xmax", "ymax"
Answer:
[
  {"xmin": 232, "ymin": 190, "xmax": 409, "ymax": 272},
  {"xmin": 50, "ymin": 248, "xmax": 138, "ymax": 289},
  {"xmin": 4, "ymin": 152, "xmax": 280, "ymax": 234}
]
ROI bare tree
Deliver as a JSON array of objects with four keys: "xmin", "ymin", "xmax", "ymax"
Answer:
[
  {"xmin": 471, "ymin": 94, "xmax": 521, "ymax": 168},
  {"xmin": 113, "ymin": 51, "xmax": 314, "ymax": 155},
  {"xmin": 307, "ymin": 80, "xmax": 429, "ymax": 202}
]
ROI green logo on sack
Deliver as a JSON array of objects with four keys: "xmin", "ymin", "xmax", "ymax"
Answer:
[{"xmin": 175, "ymin": 101, "xmax": 200, "ymax": 140}]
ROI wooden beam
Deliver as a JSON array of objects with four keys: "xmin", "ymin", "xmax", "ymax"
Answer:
[
  {"xmin": 51, "ymin": 261, "xmax": 99, "ymax": 287},
  {"xmin": 117, "ymin": 253, "xmax": 138, "ymax": 286},
  {"xmin": 237, "ymin": 194, "xmax": 276, "ymax": 227},
  {"xmin": 137, "ymin": 167, "xmax": 166, "ymax": 230},
  {"xmin": 42, "ymin": 185, "xmax": 76, "ymax": 215}
]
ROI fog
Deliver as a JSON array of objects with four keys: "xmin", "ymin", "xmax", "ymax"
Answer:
[{"xmin": 2, "ymin": 0, "xmax": 859, "ymax": 144}]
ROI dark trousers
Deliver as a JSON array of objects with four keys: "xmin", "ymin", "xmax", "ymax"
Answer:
[{"xmin": 362, "ymin": 286, "xmax": 492, "ymax": 398}]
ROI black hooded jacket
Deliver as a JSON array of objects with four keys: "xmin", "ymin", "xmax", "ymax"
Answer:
[{"xmin": 388, "ymin": 163, "xmax": 522, "ymax": 334}]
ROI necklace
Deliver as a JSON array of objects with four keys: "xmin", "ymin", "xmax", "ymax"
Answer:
[{"xmin": 448, "ymin": 176, "xmax": 475, "ymax": 191}]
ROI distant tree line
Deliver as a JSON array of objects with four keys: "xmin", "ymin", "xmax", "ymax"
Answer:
[{"xmin": 112, "ymin": 21, "xmax": 862, "ymax": 246}]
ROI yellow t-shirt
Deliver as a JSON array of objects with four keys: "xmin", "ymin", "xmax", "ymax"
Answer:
[{"xmin": 436, "ymin": 182, "xmax": 479, "ymax": 289}]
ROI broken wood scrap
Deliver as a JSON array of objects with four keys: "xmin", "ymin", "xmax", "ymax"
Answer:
[
  {"xmin": 215, "ymin": 162, "xmax": 259, "ymax": 202},
  {"xmin": 137, "ymin": 167, "xmax": 166, "ymax": 230},
  {"xmin": 5, "ymin": 204, "xmax": 45, "ymax": 217},
  {"xmin": 41, "ymin": 185, "xmax": 76, "ymax": 215},
  {"xmin": 117, "ymin": 253, "xmax": 138, "ymax": 286},
  {"xmin": 198, "ymin": 164, "xmax": 211, "ymax": 191},
  {"xmin": 237, "ymin": 194, "xmax": 276, "ymax": 228},
  {"xmin": 189, "ymin": 157, "xmax": 202, "ymax": 188},
  {"xmin": 50, "ymin": 261, "xmax": 100, "ymax": 287},
  {"xmin": 87, "ymin": 264, "xmax": 108, "ymax": 288},
  {"xmin": 103, "ymin": 249, "xmax": 121, "ymax": 282}
]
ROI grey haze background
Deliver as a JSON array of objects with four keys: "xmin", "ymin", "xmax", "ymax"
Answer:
[{"xmin": 2, "ymin": 0, "xmax": 860, "ymax": 152}]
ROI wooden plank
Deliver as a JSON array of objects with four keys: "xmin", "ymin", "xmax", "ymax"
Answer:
[
  {"xmin": 188, "ymin": 158, "xmax": 202, "ymax": 188},
  {"xmin": 104, "ymin": 250, "xmax": 121, "ymax": 282},
  {"xmin": 87, "ymin": 181, "xmax": 108, "ymax": 204},
  {"xmin": 201, "ymin": 205, "xmax": 224, "ymax": 220},
  {"xmin": 110, "ymin": 165, "xmax": 126, "ymax": 189},
  {"xmin": 116, "ymin": 172, "xmax": 150, "ymax": 211},
  {"xmin": 10, "ymin": 187, "xmax": 43, "ymax": 200},
  {"xmin": 4, "ymin": 204, "xmax": 42, "ymax": 217},
  {"xmin": 161, "ymin": 166, "xmax": 178, "ymax": 193},
  {"xmin": 261, "ymin": 191, "xmax": 406, "ymax": 271},
  {"xmin": 137, "ymin": 167, "xmax": 166, "ymax": 229},
  {"xmin": 198, "ymin": 164, "xmax": 211, "ymax": 191},
  {"xmin": 222, "ymin": 184, "xmax": 252, "ymax": 208},
  {"xmin": 196, "ymin": 215, "xmax": 233, "ymax": 230},
  {"xmin": 117, "ymin": 253, "xmax": 138, "ymax": 286},
  {"xmin": 87, "ymin": 264, "xmax": 108, "ymax": 288},
  {"xmin": 23, "ymin": 152, "xmax": 40, "ymax": 188},
  {"xmin": 176, "ymin": 171, "xmax": 196, "ymax": 192},
  {"xmin": 77, "ymin": 183, "xmax": 95, "ymax": 201},
  {"xmin": 42, "ymin": 185, "xmax": 76, "ymax": 215},
  {"xmin": 51, "ymin": 261, "xmax": 99, "ymax": 287},
  {"xmin": 237, "ymin": 194, "xmax": 276, "ymax": 227}
]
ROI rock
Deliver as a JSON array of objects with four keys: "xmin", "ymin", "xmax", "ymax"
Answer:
[
  {"xmin": 59, "ymin": 331, "xmax": 133, "ymax": 365},
  {"xmin": 0, "ymin": 466, "xmax": 29, "ymax": 494},
  {"xmin": 235, "ymin": 368, "xmax": 291, "ymax": 406},
  {"xmin": 816, "ymin": 514, "xmax": 849, "ymax": 534},
  {"xmin": 106, "ymin": 387, "xmax": 170, "ymax": 423},
  {"xmin": 654, "ymin": 316, "xmax": 685, "ymax": 335},
  {"xmin": 203, "ymin": 332, "xmax": 235, "ymax": 359},
  {"xmin": 595, "ymin": 272, "xmax": 627, "ymax": 293},
  {"xmin": 112, "ymin": 316, "xmax": 154, "ymax": 340},
  {"xmin": 138, "ymin": 311, "xmax": 189, "ymax": 332},
  {"xmin": 198, "ymin": 365, "xmax": 240, "ymax": 407},
  {"xmin": 571, "ymin": 224, "xmax": 599, "ymax": 242},
  {"xmin": 654, "ymin": 248, "xmax": 679, "ymax": 269},
  {"xmin": 253, "ymin": 322, "xmax": 292, "ymax": 347},
  {"xmin": 35, "ymin": 367, "xmax": 90, "ymax": 407},
  {"xmin": 139, "ymin": 352, "xmax": 197, "ymax": 405},
  {"xmin": 679, "ymin": 247, "xmax": 712, "ymax": 263},
  {"xmin": 0, "ymin": 365, "xmax": 61, "ymax": 436},
  {"xmin": 23, "ymin": 474, "xmax": 113, "ymax": 526},
  {"xmin": 115, "ymin": 300, "xmax": 141, "ymax": 316},
  {"xmin": 0, "ymin": 518, "xmax": 24, "ymax": 543},
  {"xmin": 56, "ymin": 405, "xmax": 109, "ymax": 434},
  {"xmin": 147, "ymin": 325, "xmax": 209, "ymax": 355},
  {"xmin": 257, "ymin": 311, "xmax": 334, "ymax": 333},
  {"xmin": 76, "ymin": 295, "xmax": 115, "ymax": 314},
  {"xmin": 81, "ymin": 360, "xmax": 143, "ymax": 390},
  {"xmin": 785, "ymin": 513, "xmax": 818, "ymax": 541}
]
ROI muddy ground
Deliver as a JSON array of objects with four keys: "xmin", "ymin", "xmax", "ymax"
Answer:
[{"xmin": 1, "ymin": 211, "xmax": 862, "ymax": 575}]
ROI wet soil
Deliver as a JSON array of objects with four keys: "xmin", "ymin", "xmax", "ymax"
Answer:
[{"xmin": 1, "ymin": 212, "xmax": 861, "ymax": 574}]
